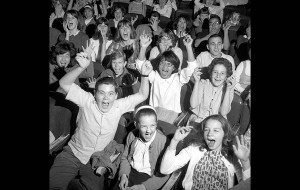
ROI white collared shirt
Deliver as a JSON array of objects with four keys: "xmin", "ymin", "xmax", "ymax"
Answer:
[
  {"xmin": 196, "ymin": 51, "xmax": 236, "ymax": 71},
  {"xmin": 130, "ymin": 131, "xmax": 157, "ymax": 175},
  {"xmin": 136, "ymin": 58, "xmax": 198, "ymax": 113},
  {"xmin": 85, "ymin": 17, "xmax": 93, "ymax": 25}
]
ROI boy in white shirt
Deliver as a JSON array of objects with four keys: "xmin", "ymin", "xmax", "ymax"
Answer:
[
  {"xmin": 196, "ymin": 34, "xmax": 235, "ymax": 79},
  {"xmin": 135, "ymin": 33, "xmax": 197, "ymax": 117}
]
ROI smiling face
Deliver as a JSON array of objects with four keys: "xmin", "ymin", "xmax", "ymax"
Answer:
[
  {"xmin": 119, "ymin": 24, "xmax": 131, "ymax": 41},
  {"xmin": 84, "ymin": 8, "xmax": 93, "ymax": 19},
  {"xmin": 56, "ymin": 52, "xmax": 71, "ymax": 68},
  {"xmin": 137, "ymin": 115, "xmax": 157, "ymax": 142},
  {"xmin": 207, "ymin": 36, "xmax": 223, "ymax": 57},
  {"xmin": 204, "ymin": 119, "xmax": 224, "ymax": 152},
  {"xmin": 66, "ymin": 13, "xmax": 78, "ymax": 30},
  {"xmin": 94, "ymin": 84, "xmax": 118, "ymax": 113},
  {"xmin": 98, "ymin": 22, "xmax": 108, "ymax": 34},
  {"xmin": 114, "ymin": 8, "xmax": 123, "ymax": 21},
  {"xmin": 159, "ymin": 59, "xmax": 175, "ymax": 79},
  {"xmin": 209, "ymin": 18, "xmax": 221, "ymax": 33},
  {"xmin": 211, "ymin": 64, "xmax": 227, "ymax": 87},
  {"xmin": 112, "ymin": 57, "xmax": 126, "ymax": 76},
  {"xmin": 177, "ymin": 17, "xmax": 187, "ymax": 31}
]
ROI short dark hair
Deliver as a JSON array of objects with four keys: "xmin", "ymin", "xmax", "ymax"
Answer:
[
  {"xmin": 135, "ymin": 107, "xmax": 157, "ymax": 124},
  {"xmin": 150, "ymin": 11, "xmax": 160, "ymax": 20},
  {"xmin": 209, "ymin": 14, "xmax": 221, "ymax": 25},
  {"xmin": 158, "ymin": 50, "xmax": 180, "ymax": 72},
  {"xmin": 208, "ymin": 57, "xmax": 233, "ymax": 78},
  {"xmin": 50, "ymin": 40, "xmax": 76, "ymax": 65},
  {"xmin": 95, "ymin": 76, "xmax": 118, "ymax": 93},
  {"xmin": 208, "ymin": 34, "xmax": 223, "ymax": 43}
]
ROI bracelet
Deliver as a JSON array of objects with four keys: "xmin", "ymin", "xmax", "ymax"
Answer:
[{"xmin": 141, "ymin": 74, "xmax": 149, "ymax": 77}]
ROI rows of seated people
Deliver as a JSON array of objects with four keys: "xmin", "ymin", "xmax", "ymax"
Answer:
[{"xmin": 49, "ymin": 0, "xmax": 251, "ymax": 190}]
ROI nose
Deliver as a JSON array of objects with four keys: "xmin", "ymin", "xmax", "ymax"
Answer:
[{"xmin": 146, "ymin": 126, "xmax": 151, "ymax": 133}]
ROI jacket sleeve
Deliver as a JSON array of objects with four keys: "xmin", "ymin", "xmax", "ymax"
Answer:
[{"xmin": 118, "ymin": 131, "xmax": 135, "ymax": 179}]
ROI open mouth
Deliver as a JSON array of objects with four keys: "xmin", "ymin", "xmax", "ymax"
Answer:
[
  {"xmin": 207, "ymin": 139, "xmax": 215, "ymax": 147},
  {"xmin": 144, "ymin": 132, "xmax": 152, "ymax": 139},
  {"xmin": 102, "ymin": 102, "xmax": 110, "ymax": 109}
]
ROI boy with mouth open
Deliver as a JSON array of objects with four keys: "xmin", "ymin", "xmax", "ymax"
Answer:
[
  {"xmin": 135, "ymin": 33, "xmax": 198, "ymax": 117},
  {"xmin": 86, "ymin": 49, "xmax": 140, "ymax": 99},
  {"xmin": 160, "ymin": 114, "xmax": 251, "ymax": 190},
  {"xmin": 116, "ymin": 105, "xmax": 170, "ymax": 190},
  {"xmin": 50, "ymin": 46, "xmax": 153, "ymax": 190}
]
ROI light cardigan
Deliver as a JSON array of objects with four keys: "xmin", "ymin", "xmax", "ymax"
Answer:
[
  {"xmin": 190, "ymin": 79, "xmax": 234, "ymax": 123},
  {"xmin": 135, "ymin": 58, "xmax": 198, "ymax": 113},
  {"xmin": 160, "ymin": 145, "xmax": 251, "ymax": 190}
]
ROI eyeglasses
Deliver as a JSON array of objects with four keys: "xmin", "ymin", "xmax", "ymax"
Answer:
[{"xmin": 209, "ymin": 21, "xmax": 219, "ymax": 26}]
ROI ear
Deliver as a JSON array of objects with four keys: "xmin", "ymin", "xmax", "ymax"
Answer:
[
  {"xmin": 221, "ymin": 43, "xmax": 224, "ymax": 49},
  {"xmin": 206, "ymin": 44, "xmax": 209, "ymax": 50},
  {"xmin": 134, "ymin": 121, "xmax": 138, "ymax": 128}
]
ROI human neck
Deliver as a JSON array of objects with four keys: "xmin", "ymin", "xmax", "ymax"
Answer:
[{"xmin": 69, "ymin": 28, "xmax": 79, "ymax": 35}]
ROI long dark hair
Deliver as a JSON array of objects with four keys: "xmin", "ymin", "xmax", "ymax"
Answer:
[{"xmin": 188, "ymin": 114, "xmax": 236, "ymax": 162}]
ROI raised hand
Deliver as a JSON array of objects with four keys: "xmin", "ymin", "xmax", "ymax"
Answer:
[
  {"xmin": 232, "ymin": 135, "xmax": 250, "ymax": 162},
  {"xmin": 173, "ymin": 126, "xmax": 194, "ymax": 142},
  {"xmin": 139, "ymin": 31, "xmax": 152, "ymax": 48},
  {"xmin": 193, "ymin": 67, "xmax": 202, "ymax": 82},
  {"xmin": 183, "ymin": 35, "xmax": 193, "ymax": 47},
  {"xmin": 82, "ymin": 40, "xmax": 95, "ymax": 58},
  {"xmin": 75, "ymin": 52, "xmax": 91, "ymax": 69},
  {"xmin": 226, "ymin": 75, "xmax": 237, "ymax": 90},
  {"xmin": 119, "ymin": 174, "xmax": 129, "ymax": 190},
  {"xmin": 149, "ymin": 18, "xmax": 158, "ymax": 32},
  {"xmin": 86, "ymin": 77, "xmax": 96, "ymax": 88},
  {"xmin": 223, "ymin": 20, "xmax": 232, "ymax": 31},
  {"xmin": 141, "ymin": 60, "xmax": 153, "ymax": 76},
  {"xmin": 131, "ymin": 15, "xmax": 138, "ymax": 26}
]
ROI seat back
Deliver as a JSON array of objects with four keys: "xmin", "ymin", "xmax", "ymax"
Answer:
[{"xmin": 227, "ymin": 92, "xmax": 243, "ymax": 134}]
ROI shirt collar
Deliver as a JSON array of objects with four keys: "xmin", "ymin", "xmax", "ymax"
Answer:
[{"xmin": 69, "ymin": 30, "xmax": 80, "ymax": 36}]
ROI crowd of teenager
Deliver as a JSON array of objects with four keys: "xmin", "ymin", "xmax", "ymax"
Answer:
[{"xmin": 49, "ymin": 0, "xmax": 251, "ymax": 189}]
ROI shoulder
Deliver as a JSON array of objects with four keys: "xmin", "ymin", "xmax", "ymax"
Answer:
[
  {"xmin": 222, "ymin": 53, "xmax": 234, "ymax": 61},
  {"xmin": 197, "ymin": 51, "xmax": 209, "ymax": 58}
]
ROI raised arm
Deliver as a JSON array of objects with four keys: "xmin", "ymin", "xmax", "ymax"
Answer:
[
  {"xmin": 129, "ymin": 60, "xmax": 153, "ymax": 108},
  {"xmin": 223, "ymin": 20, "xmax": 232, "ymax": 51},
  {"xmin": 219, "ymin": 75, "xmax": 236, "ymax": 116},
  {"xmin": 160, "ymin": 126, "xmax": 194, "ymax": 174},
  {"xmin": 59, "ymin": 43, "xmax": 94, "ymax": 93},
  {"xmin": 67, "ymin": 0, "xmax": 74, "ymax": 10},
  {"xmin": 190, "ymin": 67, "xmax": 202, "ymax": 108},
  {"xmin": 179, "ymin": 35, "xmax": 198, "ymax": 83},
  {"xmin": 98, "ymin": 0, "xmax": 108, "ymax": 18}
]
